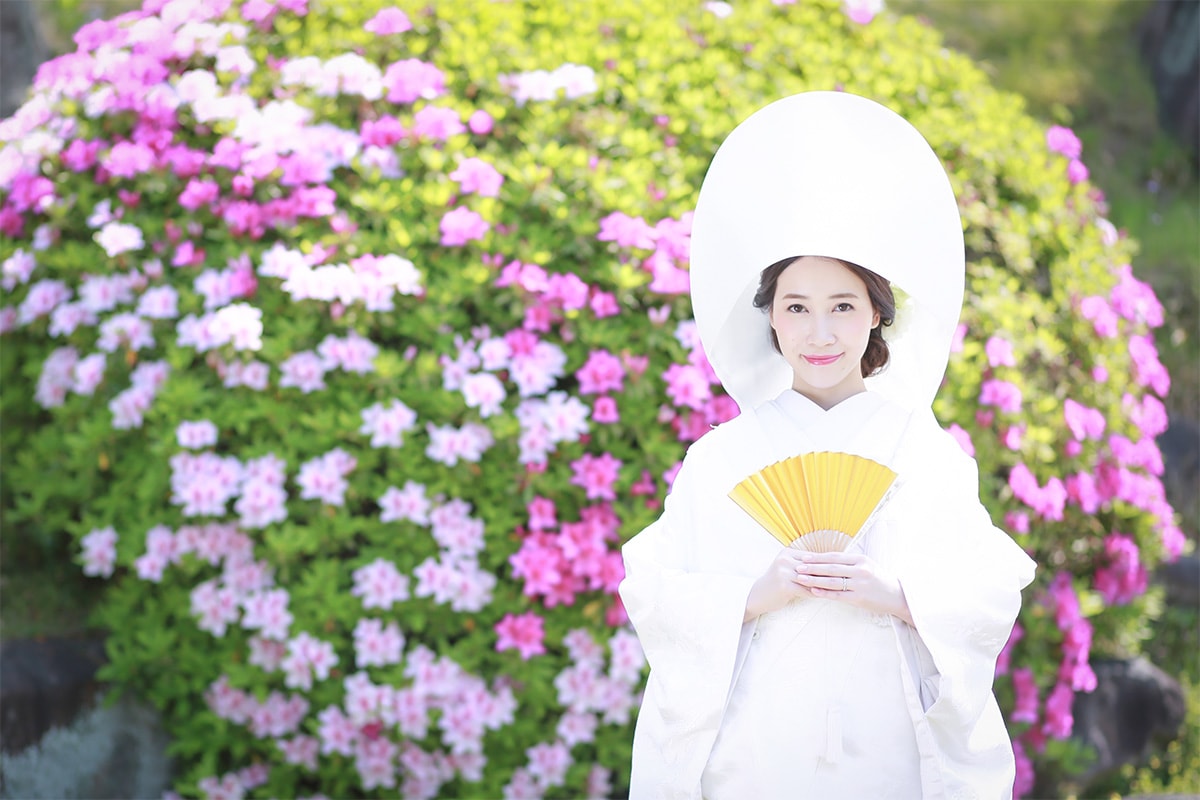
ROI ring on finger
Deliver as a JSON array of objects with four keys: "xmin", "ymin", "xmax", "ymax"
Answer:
[{"xmin": 841, "ymin": 576, "xmax": 848, "ymax": 592}]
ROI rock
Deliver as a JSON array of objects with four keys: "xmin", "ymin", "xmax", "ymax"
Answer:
[
  {"xmin": 1138, "ymin": 0, "xmax": 1200, "ymax": 166},
  {"xmin": 0, "ymin": 0, "xmax": 47, "ymax": 119},
  {"xmin": 1073, "ymin": 656, "xmax": 1187, "ymax": 786},
  {"xmin": 1157, "ymin": 555, "xmax": 1200, "ymax": 609},
  {"xmin": 0, "ymin": 637, "xmax": 172, "ymax": 799}
]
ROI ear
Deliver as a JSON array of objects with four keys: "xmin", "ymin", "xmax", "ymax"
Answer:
[{"xmin": 871, "ymin": 309, "xmax": 881, "ymax": 329}]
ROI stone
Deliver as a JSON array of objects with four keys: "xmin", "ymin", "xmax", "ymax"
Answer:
[{"xmin": 1073, "ymin": 656, "xmax": 1187, "ymax": 787}]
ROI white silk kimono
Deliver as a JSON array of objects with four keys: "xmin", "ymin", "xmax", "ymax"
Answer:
[{"xmin": 620, "ymin": 389, "xmax": 1037, "ymax": 800}]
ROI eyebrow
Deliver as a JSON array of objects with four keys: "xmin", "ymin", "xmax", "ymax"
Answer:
[{"xmin": 780, "ymin": 292, "xmax": 861, "ymax": 300}]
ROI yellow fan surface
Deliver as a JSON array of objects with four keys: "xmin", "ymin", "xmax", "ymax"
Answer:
[{"xmin": 729, "ymin": 452, "xmax": 897, "ymax": 552}]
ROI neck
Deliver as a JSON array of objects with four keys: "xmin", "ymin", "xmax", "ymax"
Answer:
[{"xmin": 792, "ymin": 381, "xmax": 867, "ymax": 410}]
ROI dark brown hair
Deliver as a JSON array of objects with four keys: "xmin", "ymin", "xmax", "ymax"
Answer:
[{"xmin": 752, "ymin": 255, "xmax": 895, "ymax": 377}]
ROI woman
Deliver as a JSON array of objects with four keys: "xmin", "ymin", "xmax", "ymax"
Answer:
[{"xmin": 619, "ymin": 92, "xmax": 1036, "ymax": 799}]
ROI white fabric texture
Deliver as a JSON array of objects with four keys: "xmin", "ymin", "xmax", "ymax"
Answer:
[{"xmin": 620, "ymin": 390, "xmax": 1036, "ymax": 800}]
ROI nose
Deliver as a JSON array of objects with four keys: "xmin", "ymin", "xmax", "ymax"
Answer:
[{"xmin": 807, "ymin": 315, "xmax": 836, "ymax": 346}]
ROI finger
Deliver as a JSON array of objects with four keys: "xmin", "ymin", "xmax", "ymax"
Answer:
[
  {"xmin": 799, "ymin": 551, "xmax": 862, "ymax": 565},
  {"xmin": 795, "ymin": 575, "xmax": 847, "ymax": 592}
]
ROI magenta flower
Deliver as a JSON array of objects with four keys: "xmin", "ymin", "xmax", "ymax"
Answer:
[
  {"xmin": 1079, "ymin": 295, "xmax": 1119, "ymax": 338},
  {"xmin": 984, "ymin": 335, "xmax": 1016, "ymax": 367},
  {"xmin": 468, "ymin": 109, "xmax": 494, "ymax": 135},
  {"xmin": 1128, "ymin": 334, "xmax": 1170, "ymax": 397},
  {"xmin": 1067, "ymin": 159, "xmax": 1089, "ymax": 185},
  {"xmin": 1011, "ymin": 667, "xmax": 1040, "ymax": 724},
  {"xmin": 1063, "ymin": 399, "xmax": 1106, "ymax": 441},
  {"xmin": 1042, "ymin": 681, "xmax": 1075, "ymax": 739},
  {"xmin": 576, "ymin": 349, "xmax": 626, "ymax": 395},
  {"xmin": 570, "ymin": 452, "xmax": 622, "ymax": 500},
  {"xmin": 1110, "ymin": 264, "xmax": 1164, "ymax": 328},
  {"xmin": 593, "ymin": 396, "xmax": 620, "ymax": 424},
  {"xmin": 1046, "ymin": 125, "xmax": 1082, "ymax": 159},
  {"xmin": 662, "ymin": 363, "xmax": 712, "ymax": 410},
  {"xmin": 978, "ymin": 378, "xmax": 1022, "ymax": 414},
  {"xmin": 364, "ymin": 7, "xmax": 412, "ymax": 35},
  {"xmin": 1013, "ymin": 738, "xmax": 1035, "ymax": 798},
  {"xmin": 596, "ymin": 211, "xmax": 656, "ymax": 249},
  {"xmin": 1094, "ymin": 533, "xmax": 1147, "ymax": 605},
  {"xmin": 439, "ymin": 207, "xmax": 490, "ymax": 247},
  {"xmin": 495, "ymin": 611, "xmax": 546, "ymax": 660}
]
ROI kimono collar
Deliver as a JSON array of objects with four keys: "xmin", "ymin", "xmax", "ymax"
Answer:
[{"xmin": 690, "ymin": 92, "xmax": 965, "ymax": 415}]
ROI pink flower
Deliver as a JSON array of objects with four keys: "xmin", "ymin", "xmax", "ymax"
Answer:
[
  {"xmin": 1109, "ymin": 264, "xmax": 1163, "ymax": 327},
  {"xmin": 985, "ymin": 335, "xmax": 1016, "ymax": 367},
  {"xmin": 364, "ymin": 7, "xmax": 411, "ymax": 35},
  {"xmin": 1063, "ymin": 399, "xmax": 1106, "ymax": 441},
  {"xmin": 590, "ymin": 291, "xmax": 619, "ymax": 318},
  {"xmin": 439, "ymin": 207, "xmax": 490, "ymax": 247},
  {"xmin": 944, "ymin": 423, "xmax": 974, "ymax": 457},
  {"xmin": 71, "ymin": 353, "xmax": 107, "ymax": 396},
  {"xmin": 281, "ymin": 631, "xmax": 338, "ymax": 691},
  {"xmin": 360, "ymin": 399, "xmax": 418, "ymax": 447},
  {"xmin": 191, "ymin": 579, "xmax": 241, "ymax": 637},
  {"xmin": 842, "ymin": 0, "xmax": 883, "ymax": 24},
  {"xmin": 1067, "ymin": 159, "xmax": 1089, "ymax": 184},
  {"xmin": 351, "ymin": 558, "xmax": 411, "ymax": 610},
  {"xmin": 450, "ymin": 157, "xmax": 504, "ymax": 197},
  {"xmin": 576, "ymin": 349, "xmax": 625, "ymax": 394},
  {"xmin": 525, "ymin": 740, "xmax": 572, "ymax": 788},
  {"xmin": 413, "ymin": 105, "xmax": 465, "ymax": 140},
  {"xmin": 318, "ymin": 332, "xmax": 379, "ymax": 374},
  {"xmin": 425, "ymin": 422, "xmax": 494, "ymax": 466},
  {"xmin": 570, "ymin": 452, "xmax": 622, "ymax": 500},
  {"xmin": 596, "ymin": 211, "xmax": 656, "ymax": 249},
  {"xmin": 1128, "ymin": 334, "xmax": 1170, "ymax": 397},
  {"xmin": 1042, "ymin": 682, "xmax": 1074, "ymax": 739},
  {"xmin": 277, "ymin": 735, "xmax": 319, "ymax": 770},
  {"xmin": 353, "ymin": 617, "xmax": 406, "ymax": 667},
  {"xmin": 995, "ymin": 622, "xmax": 1024, "ymax": 677},
  {"xmin": 242, "ymin": 588, "xmax": 294, "ymax": 641},
  {"xmin": 468, "ymin": 109, "xmax": 494, "ymax": 135},
  {"xmin": 279, "ymin": 351, "xmax": 327, "ymax": 393},
  {"xmin": 593, "ymin": 396, "xmax": 620, "ymax": 424},
  {"xmin": 80, "ymin": 526, "xmax": 118, "ymax": 578},
  {"xmin": 296, "ymin": 448, "xmax": 356, "ymax": 506},
  {"xmin": 979, "ymin": 379, "xmax": 1022, "ymax": 414},
  {"xmin": 317, "ymin": 705, "xmax": 358, "ymax": 757},
  {"xmin": 462, "ymin": 372, "xmax": 507, "ymax": 417},
  {"xmin": 378, "ymin": 481, "xmax": 430, "ymax": 525},
  {"xmin": 527, "ymin": 496, "xmax": 558, "ymax": 531},
  {"xmin": 177, "ymin": 419, "xmax": 218, "ymax": 449},
  {"xmin": 1046, "ymin": 125, "xmax": 1083, "ymax": 159},
  {"xmin": 662, "ymin": 363, "xmax": 712, "ymax": 410},
  {"xmin": 494, "ymin": 611, "xmax": 546, "ymax": 660},
  {"xmin": 383, "ymin": 58, "xmax": 444, "ymax": 103},
  {"xmin": 1011, "ymin": 668, "xmax": 1039, "ymax": 724},
  {"xmin": 1094, "ymin": 533, "xmax": 1147, "ymax": 605},
  {"xmin": 1079, "ymin": 295, "xmax": 1119, "ymax": 338},
  {"xmin": 1013, "ymin": 738, "xmax": 1035, "ymax": 798}
]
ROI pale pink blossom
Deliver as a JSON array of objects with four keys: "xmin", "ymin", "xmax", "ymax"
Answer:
[
  {"xmin": 318, "ymin": 331, "xmax": 378, "ymax": 373},
  {"xmin": 191, "ymin": 579, "xmax": 241, "ymax": 637},
  {"xmin": 80, "ymin": 526, "xmax": 118, "ymax": 578},
  {"xmin": 378, "ymin": 480, "xmax": 431, "ymax": 525},
  {"xmin": 177, "ymin": 419, "xmax": 219, "ymax": 449},
  {"xmin": 249, "ymin": 635, "xmax": 288, "ymax": 672},
  {"xmin": 413, "ymin": 554, "xmax": 496, "ymax": 612},
  {"xmin": 425, "ymin": 422, "xmax": 494, "ymax": 466},
  {"xmin": 277, "ymin": 735, "xmax": 320, "ymax": 770},
  {"xmin": 526, "ymin": 740, "xmax": 571, "ymax": 788},
  {"xmin": 280, "ymin": 631, "xmax": 338, "ymax": 691},
  {"xmin": 353, "ymin": 617, "xmax": 406, "ymax": 668},
  {"xmin": 365, "ymin": 7, "xmax": 411, "ymax": 35},
  {"xmin": 230, "ymin": 586, "xmax": 289, "ymax": 641},
  {"xmin": 1, "ymin": 249, "xmax": 35, "ymax": 290},
  {"xmin": 296, "ymin": 448, "xmax": 356, "ymax": 506},
  {"xmin": 78, "ymin": 274, "xmax": 134, "ymax": 314},
  {"xmin": 351, "ymin": 557, "xmax": 411, "ymax": 610},
  {"xmin": 94, "ymin": 221, "xmax": 144, "ymax": 257},
  {"xmin": 279, "ymin": 351, "xmax": 327, "ymax": 393},
  {"xmin": 48, "ymin": 302, "xmax": 97, "ymax": 337},
  {"xmin": 316, "ymin": 705, "xmax": 358, "ymax": 756},
  {"xmin": 383, "ymin": 58, "xmax": 444, "ymax": 103},
  {"xmin": 413, "ymin": 105, "xmax": 465, "ymax": 140},
  {"xmin": 223, "ymin": 359, "xmax": 271, "ymax": 390},
  {"xmin": 462, "ymin": 372, "xmax": 506, "ymax": 417},
  {"xmin": 136, "ymin": 285, "xmax": 179, "ymax": 319},
  {"xmin": 71, "ymin": 353, "xmax": 107, "ymax": 395},
  {"xmin": 439, "ymin": 207, "xmax": 489, "ymax": 246},
  {"xmin": 449, "ymin": 157, "xmax": 504, "ymax": 197},
  {"xmin": 17, "ymin": 279, "xmax": 72, "ymax": 325},
  {"xmin": 360, "ymin": 399, "xmax": 418, "ymax": 448},
  {"xmin": 170, "ymin": 451, "xmax": 243, "ymax": 516}
]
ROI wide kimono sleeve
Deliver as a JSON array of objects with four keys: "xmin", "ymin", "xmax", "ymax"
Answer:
[
  {"xmin": 619, "ymin": 438, "xmax": 758, "ymax": 800},
  {"xmin": 889, "ymin": 415, "xmax": 1037, "ymax": 799}
]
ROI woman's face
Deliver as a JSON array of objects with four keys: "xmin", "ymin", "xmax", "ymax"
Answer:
[{"xmin": 768, "ymin": 256, "xmax": 880, "ymax": 409}]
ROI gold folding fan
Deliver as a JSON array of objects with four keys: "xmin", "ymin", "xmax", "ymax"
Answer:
[{"xmin": 729, "ymin": 452, "xmax": 897, "ymax": 552}]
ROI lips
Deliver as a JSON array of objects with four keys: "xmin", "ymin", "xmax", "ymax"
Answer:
[{"xmin": 802, "ymin": 354, "xmax": 842, "ymax": 366}]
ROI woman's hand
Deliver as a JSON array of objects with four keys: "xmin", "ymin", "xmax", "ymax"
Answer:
[
  {"xmin": 743, "ymin": 547, "xmax": 817, "ymax": 622},
  {"xmin": 793, "ymin": 551, "xmax": 914, "ymax": 625}
]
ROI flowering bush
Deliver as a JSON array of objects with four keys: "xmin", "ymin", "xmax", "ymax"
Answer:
[{"xmin": 0, "ymin": 0, "xmax": 1183, "ymax": 796}]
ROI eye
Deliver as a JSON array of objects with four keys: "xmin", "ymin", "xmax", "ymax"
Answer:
[
  {"xmin": 786, "ymin": 303, "xmax": 806, "ymax": 313},
  {"xmin": 834, "ymin": 302, "xmax": 854, "ymax": 312}
]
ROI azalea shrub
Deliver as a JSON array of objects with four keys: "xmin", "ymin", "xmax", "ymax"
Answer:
[{"xmin": 0, "ymin": 0, "xmax": 1184, "ymax": 796}]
